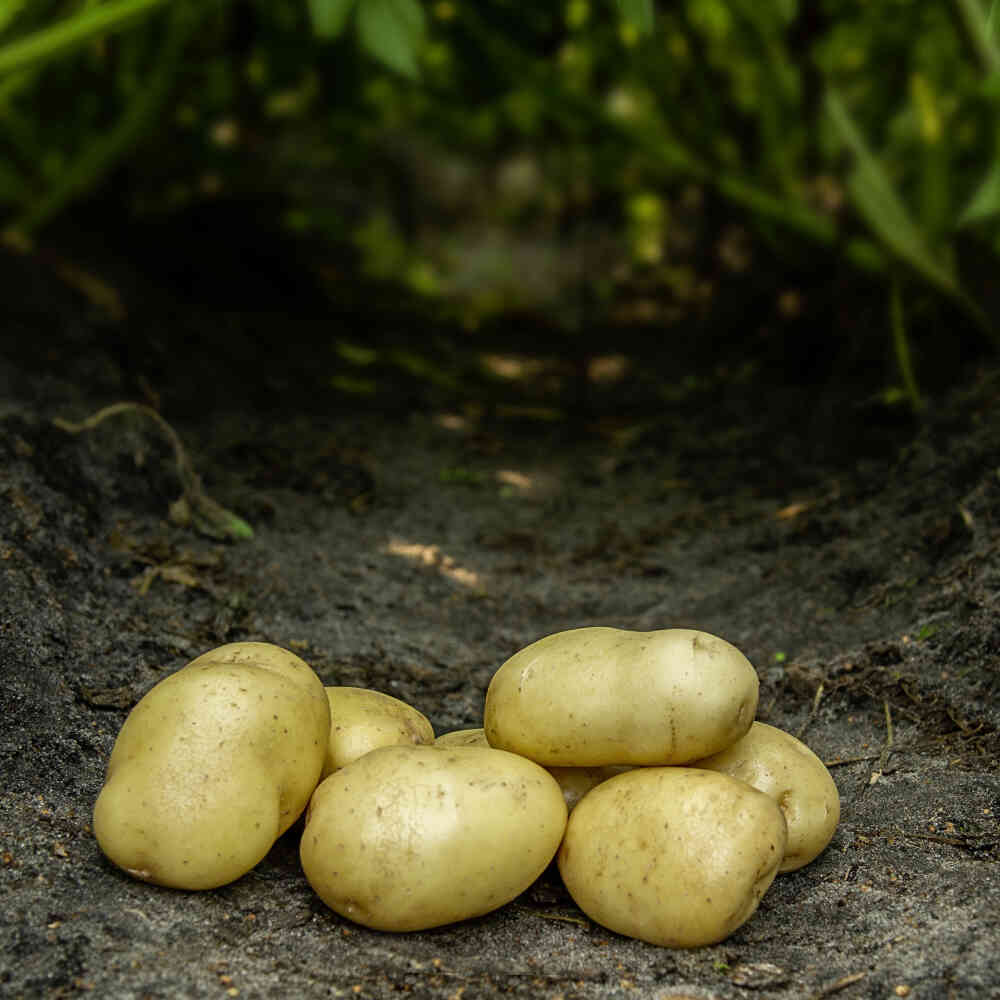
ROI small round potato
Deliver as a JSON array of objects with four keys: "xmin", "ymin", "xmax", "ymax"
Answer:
[
  {"xmin": 558, "ymin": 767, "xmax": 787, "ymax": 948},
  {"xmin": 484, "ymin": 627, "xmax": 759, "ymax": 766},
  {"xmin": 300, "ymin": 745, "xmax": 568, "ymax": 931},
  {"xmin": 546, "ymin": 765, "xmax": 633, "ymax": 812},
  {"xmin": 93, "ymin": 642, "xmax": 330, "ymax": 890},
  {"xmin": 434, "ymin": 728, "xmax": 490, "ymax": 748},
  {"xmin": 692, "ymin": 722, "xmax": 840, "ymax": 871},
  {"xmin": 322, "ymin": 686, "xmax": 434, "ymax": 778},
  {"xmin": 435, "ymin": 729, "xmax": 630, "ymax": 811}
]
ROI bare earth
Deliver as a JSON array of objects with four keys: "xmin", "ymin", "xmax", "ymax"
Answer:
[{"xmin": 2, "ymin": 244, "xmax": 999, "ymax": 1000}]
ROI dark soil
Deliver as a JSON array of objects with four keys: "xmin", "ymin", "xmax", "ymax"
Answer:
[{"xmin": 2, "ymin": 232, "xmax": 999, "ymax": 1000}]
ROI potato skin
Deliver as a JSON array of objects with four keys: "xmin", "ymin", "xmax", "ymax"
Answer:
[
  {"xmin": 545, "ymin": 765, "xmax": 633, "ymax": 812},
  {"xmin": 322, "ymin": 686, "xmax": 434, "ymax": 778},
  {"xmin": 692, "ymin": 722, "xmax": 840, "ymax": 871},
  {"xmin": 300, "ymin": 745, "xmax": 568, "ymax": 931},
  {"xmin": 434, "ymin": 728, "xmax": 490, "ymax": 748},
  {"xmin": 557, "ymin": 767, "xmax": 787, "ymax": 948},
  {"xmin": 93, "ymin": 642, "xmax": 330, "ymax": 890},
  {"xmin": 484, "ymin": 627, "xmax": 759, "ymax": 766},
  {"xmin": 434, "ymin": 729, "xmax": 629, "ymax": 811}
]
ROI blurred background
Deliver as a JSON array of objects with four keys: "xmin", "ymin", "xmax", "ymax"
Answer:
[{"xmin": 2, "ymin": 0, "xmax": 999, "ymax": 426}]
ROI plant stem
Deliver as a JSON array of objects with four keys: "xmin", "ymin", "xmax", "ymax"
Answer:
[
  {"xmin": 0, "ymin": 0, "xmax": 170, "ymax": 77},
  {"xmin": 7, "ymin": 3, "xmax": 198, "ymax": 237},
  {"xmin": 890, "ymin": 278, "xmax": 925, "ymax": 413},
  {"xmin": 827, "ymin": 86, "xmax": 996, "ymax": 342},
  {"xmin": 459, "ymin": 7, "xmax": 885, "ymax": 273},
  {"xmin": 54, "ymin": 402, "xmax": 254, "ymax": 541},
  {"xmin": 951, "ymin": 0, "xmax": 1000, "ymax": 75}
]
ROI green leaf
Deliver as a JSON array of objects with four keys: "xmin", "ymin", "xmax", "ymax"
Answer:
[
  {"xmin": 0, "ymin": 0, "xmax": 170, "ymax": 78},
  {"xmin": 0, "ymin": 0, "xmax": 31, "ymax": 35},
  {"xmin": 307, "ymin": 0, "xmax": 356, "ymax": 39},
  {"xmin": 356, "ymin": 0, "xmax": 426, "ymax": 79},
  {"xmin": 981, "ymin": 69, "xmax": 1000, "ymax": 98},
  {"xmin": 8, "ymin": 2, "xmax": 196, "ymax": 235},
  {"xmin": 826, "ymin": 87, "xmax": 995, "ymax": 340},
  {"xmin": 958, "ymin": 160, "xmax": 1000, "ymax": 225},
  {"xmin": 954, "ymin": 0, "xmax": 1000, "ymax": 76},
  {"xmin": 614, "ymin": 0, "xmax": 654, "ymax": 35},
  {"xmin": 824, "ymin": 88, "xmax": 961, "ymax": 298}
]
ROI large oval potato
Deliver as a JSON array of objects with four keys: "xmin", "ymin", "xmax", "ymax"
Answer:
[
  {"xmin": 692, "ymin": 722, "xmax": 840, "ymax": 871},
  {"xmin": 301, "ymin": 745, "xmax": 568, "ymax": 931},
  {"xmin": 322, "ymin": 686, "xmax": 434, "ymax": 778},
  {"xmin": 93, "ymin": 642, "xmax": 330, "ymax": 890},
  {"xmin": 558, "ymin": 767, "xmax": 787, "ymax": 948},
  {"xmin": 484, "ymin": 627, "xmax": 759, "ymax": 766}
]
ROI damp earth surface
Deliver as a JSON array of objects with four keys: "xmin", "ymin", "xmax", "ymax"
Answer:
[{"xmin": 2, "ymin": 240, "xmax": 999, "ymax": 1000}]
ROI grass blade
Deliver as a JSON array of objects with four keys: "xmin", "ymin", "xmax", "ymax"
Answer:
[{"xmin": 0, "ymin": 0, "xmax": 169, "ymax": 77}]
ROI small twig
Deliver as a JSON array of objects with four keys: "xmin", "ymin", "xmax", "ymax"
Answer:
[
  {"xmin": 903, "ymin": 832, "xmax": 969, "ymax": 847},
  {"xmin": 824, "ymin": 754, "xmax": 883, "ymax": 767},
  {"xmin": 809, "ymin": 971, "xmax": 866, "ymax": 999},
  {"xmin": 54, "ymin": 402, "xmax": 253, "ymax": 541},
  {"xmin": 862, "ymin": 699, "xmax": 895, "ymax": 792},
  {"xmin": 795, "ymin": 682, "xmax": 825, "ymax": 741},
  {"xmin": 511, "ymin": 904, "xmax": 590, "ymax": 927},
  {"xmin": 902, "ymin": 831, "xmax": 998, "ymax": 851},
  {"xmin": 872, "ymin": 699, "xmax": 894, "ymax": 779},
  {"xmin": 55, "ymin": 402, "xmax": 193, "ymax": 488}
]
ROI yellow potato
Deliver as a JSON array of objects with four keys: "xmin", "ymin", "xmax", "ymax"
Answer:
[
  {"xmin": 546, "ymin": 765, "xmax": 633, "ymax": 812},
  {"xmin": 484, "ymin": 627, "xmax": 758, "ymax": 766},
  {"xmin": 300, "ymin": 745, "xmax": 568, "ymax": 931},
  {"xmin": 434, "ymin": 728, "xmax": 489, "ymax": 748},
  {"xmin": 93, "ymin": 642, "xmax": 330, "ymax": 890},
  {"xmin": 322, "ymin": 686, "xmax": 434, "ymax": 778},
  {"xmin": 435, "ymin": 729, "xmax": 629, "ymax": 811},
  {"xmin": 692, "ymin": 721, "xmax": 840, "ymax": 871},
  {"xmin": 558, "ymin": 767, "xmax": 787, "ymax": 948}
]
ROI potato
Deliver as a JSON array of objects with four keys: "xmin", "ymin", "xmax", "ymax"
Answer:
[
  {"xmin": 558, "ymin": 767, "xmax": 787, "ymax": 948},
  {"xmin": 300, "ymin": 745, "xmax": 568, "ymax": 931},
  {"xmin": 435, "ymin": 729, "xmax": 629, "ymax": 811},
  {"xmin": 691, "ymin": 722, "xmax": 840, "ymax": 871},
  {"xmin": 546, "ymin": 765, "xmax": 633, "ymax": 812},
  {"xmin": 322, "ymin": 686, "xmax": 434, "ymax": 778},
  {"xmin": 434, "ymin": 728, "xmax": 490, "ymax": 748},
  {"xmin": 484, "ymin": 627, "xmax": 758, "ymax": 766},
  {"xmin": 93, "ymin": 642, "xmax": 330, "ymax": 890}
]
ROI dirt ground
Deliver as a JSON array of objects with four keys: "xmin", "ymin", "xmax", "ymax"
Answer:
[{"xmin": 2, "ymin": 238, "xmax": 999, "ymax": 1000}]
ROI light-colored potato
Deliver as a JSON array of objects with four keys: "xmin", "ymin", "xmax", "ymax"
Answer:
[
  {"xmin": 691, "ymin": 721, "xmax": 840, "ymax": 871},
  {"xmin": 558, "ymin": 767, "xmax": 787, "ymax": 948},
  {"xmin": 93, "ymin": 642, "xmax": 330, "ymax": 890},
  {"xmin": 434, "ymin": 728, "xmax": 490, "ymax": 748},
  {"xmin": 484, "ymin": 627, "xmax": 758, "ymax": 766},
  {"xmin": 322, "ymin": 686, "xmax": 434, "ymax": 778},
  {"xmin": 300, "ymin": 745, "xmax": 568, "ymax": 931},
  {"xmin": 435, "ymin": 729, "xmax": 630, "ymax": 811},
  {"xmin": 546, "ymin": 765, "xmax": 633, "ymax": 812}
]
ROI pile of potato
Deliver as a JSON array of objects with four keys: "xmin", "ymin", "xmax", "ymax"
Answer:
[{"xmin": 93, "ymin": 628, "xmax": 839, "ymax": 948}]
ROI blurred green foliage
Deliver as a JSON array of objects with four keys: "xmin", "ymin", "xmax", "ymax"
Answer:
[{"xmin": 1, "ymin": 0, "xmax": 999, "ymax": 400}]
